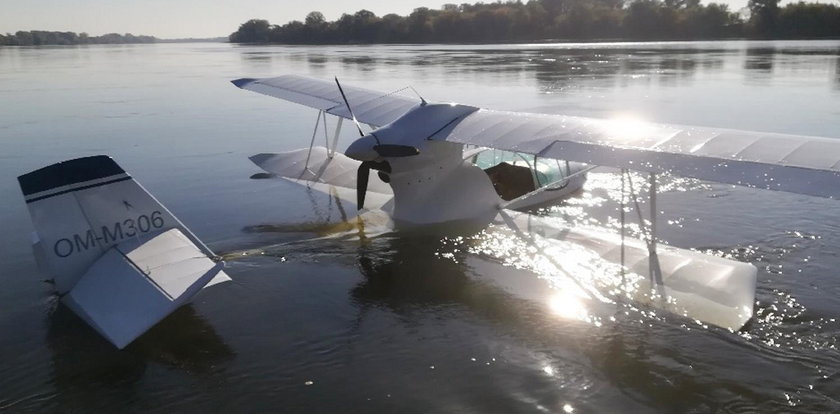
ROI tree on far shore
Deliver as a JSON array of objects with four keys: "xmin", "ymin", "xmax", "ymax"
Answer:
[
  {"xmin": 0, "ymin": 30, "xmax": 156, "ymax": 46},
  {"xmin": 229, "ymin": 0, "xmax": 840, "ymax": 44}
]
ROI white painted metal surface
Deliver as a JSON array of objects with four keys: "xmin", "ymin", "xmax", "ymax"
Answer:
[
  {"xmin": 233, "ymin": 75, "xmax": 420, "ymax": 127},
  {"xmin": 385, "ymin": 141, "xmax": 502, "ymax": 225},
  {"xmin": 250, "ymin": 146, "xmax": 392, "ymax": 195},
  {"xmin": 64, "ymin": 228, "xmax": 227, "ymax": 349},
  {"xmin": 20, "ymin": 157, "xmax": 226, "ymax": 293},
  {"xmin": 18, "ymin": 156, "xmax": 230, "ymax": 348},
  {"xmin": 238, "ymin": 75, "xmax": 840, "ymax": 199},
  {"xmin": 431, "ymin": 109, "xmax": 840, "ymax": 199}
]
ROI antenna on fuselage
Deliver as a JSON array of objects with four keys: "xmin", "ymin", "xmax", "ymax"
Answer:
[{"xmin": 408, "ymin": 85, "xmax": 427, "ymax": 105}]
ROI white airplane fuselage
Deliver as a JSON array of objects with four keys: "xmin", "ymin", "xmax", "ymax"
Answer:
[
  {"xmin": 385, "ymin": 140, "xmax": 502, "ymax": 227},
  {"xmin": 343, "ymin": 103, "xmax": 502, "ymax": 227},
  {"xmin": 252, "ymin": 102, "xmax": 586, "ymax": 228},
  {"xmin": 344, "ymin": 102, "xmax": 589, "ymax": 227}
]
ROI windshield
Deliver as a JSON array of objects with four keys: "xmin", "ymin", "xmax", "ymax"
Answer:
[{"xmin": 471, "ymin": 149, "xmax": 571, "ymax": 188}]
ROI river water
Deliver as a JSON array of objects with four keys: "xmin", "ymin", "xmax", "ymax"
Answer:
[{"xmin": 1, "ymin": 41, "xmax": 839, "ymax": 412}]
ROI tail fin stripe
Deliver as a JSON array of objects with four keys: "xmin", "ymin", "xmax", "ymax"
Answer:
[
  {"xmin": 24, "ymin": 175, "xmax": 132, "ymax": 203},
  {"xmin": 18, "ymin": 155, "xmax": 125, "ymax": 196}
]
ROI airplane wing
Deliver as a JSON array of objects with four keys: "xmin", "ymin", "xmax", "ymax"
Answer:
[
  {"xmin": 430, "ymin": 109, "xmax": 840, "ymax": 199},
  {"xmin": 232, "ymin": 75, "xmax": 840, "ymax": 199},
  {"xmin": 232, "ymin": 75, "xmax": 420, "ymax": 127},
  {"xmin": 498, "ymin": 210, "xmax": 756, "ymax": 330}
]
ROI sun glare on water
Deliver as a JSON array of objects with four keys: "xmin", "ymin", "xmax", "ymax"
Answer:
[{"xmin": 547, "ymin": 290, "xmax": 590, "ymax": 321}]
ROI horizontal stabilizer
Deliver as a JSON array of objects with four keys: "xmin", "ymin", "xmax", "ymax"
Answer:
[{"xmin": 63, "ymin": 228, "xmax": 227, "ymax": 349}]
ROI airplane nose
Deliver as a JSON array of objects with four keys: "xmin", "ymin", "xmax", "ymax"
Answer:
[{"xmin": 344, "ymin": 135, "xmax": 380, "ymax": 162}]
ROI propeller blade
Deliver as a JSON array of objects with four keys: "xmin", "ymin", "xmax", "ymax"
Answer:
[
  {"xmin": 357, "ymin": 162, "xmax": 370, "ymax": 210},
  {"xmin": 374, "ymin": 144, "xmax": 420, "ymax": 157},
  {"xmin": 334, "ymin": 76, "xmax": 366, "ymax": 137}
]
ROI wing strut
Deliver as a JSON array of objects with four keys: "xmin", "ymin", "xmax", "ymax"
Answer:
[
  {"xmin": 620, "ymin": 170, "xmax": 664, "ymax": 289},
  {"xmin": 649, "ymin": 173, "xmax": 663, "ymax": 287},
  {"xmin": 301, "ymin": 110, "xmax": 325, "ymax": 178},
  {"xmin": 328, "ymin": 117, "xmax": 343, "ymax": 158},
  {"xmin": 300, "ymin": 110, "xmax": 345, "ymax": 180},
  {"xmin": 620, "ymin": 169, "xmax": 626, "ymax": 287}
]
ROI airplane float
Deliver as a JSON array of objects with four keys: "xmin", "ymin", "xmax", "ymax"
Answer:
[{"xmin": 17, "ymin": 74, "xmax": 840, "ymax": 349}]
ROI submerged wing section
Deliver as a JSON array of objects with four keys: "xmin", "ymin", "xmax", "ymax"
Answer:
[
  {"xmin": 432, "ymin": 110, "xmax": 840, "ymax": 199},
  {"xmin": 250, "ymin": 146, "xmax": 391, "ymax": 195},
  {"xmin": 499, "ymin": 211, "xmax": 756, "ymax": 330},
  {"xmin": 232, "ymin": 75, "xmax": 420, "ymax": 127},
  {"xmin": 250, "ymin": 146, "xmax": 393, "ymax": 210}
]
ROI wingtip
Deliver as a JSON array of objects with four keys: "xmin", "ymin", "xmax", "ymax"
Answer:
[{"xmin": 231, "ymin": 78, "xmax": 257, "ymax": 88}]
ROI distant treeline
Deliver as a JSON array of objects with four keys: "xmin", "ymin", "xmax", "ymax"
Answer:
[
  {"xmin": 229, "ymin": 0, "xmax": 840, "ymax": 44},
  {"xmin": 0, "ymin": 31, "xmax": 156, "ymax": 46}
]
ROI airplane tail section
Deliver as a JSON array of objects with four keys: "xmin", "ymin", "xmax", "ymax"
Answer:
[{"xmin": 18, "ymin": 155, "xmax": 230, "ymax": 348}]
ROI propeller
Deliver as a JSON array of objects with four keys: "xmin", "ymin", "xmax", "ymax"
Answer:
[
  {"xmin": 334, "ymin": 77, "xmax": 414, "ymax": 209},
  {"xmin": 357, "ymin": 162, "xmax": 370, "ymax": 209},
  {"xmin": 356, "ymin": 160, "xmax": 391, "ymax": 210}
]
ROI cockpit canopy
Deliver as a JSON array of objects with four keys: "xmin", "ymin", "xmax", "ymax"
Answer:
[{"xmin": 470, "ymin": 148, "xmax": 582, "ymax": 201}]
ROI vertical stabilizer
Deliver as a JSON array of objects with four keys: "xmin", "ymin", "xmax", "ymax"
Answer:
[
  {"xmin": 18, "ymin": 155, "xmax": 229, "ymax": 348},
  {"xmin": 18, "ymin": 155, "xmax": 219, "ymax": 293}
]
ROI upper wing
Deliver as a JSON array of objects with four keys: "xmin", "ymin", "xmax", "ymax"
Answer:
[
  {"xmin": 232, "ymin": 75, "xmax": 420, "ymax": 127},
  {"xmin": 431, "ymin": 109, "xmax": 840, "ymax": 199}
]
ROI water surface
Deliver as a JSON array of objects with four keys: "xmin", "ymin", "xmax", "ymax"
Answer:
[{"xmin": 1, "ymin": 40, "xmax": 840, "ymax": 412}]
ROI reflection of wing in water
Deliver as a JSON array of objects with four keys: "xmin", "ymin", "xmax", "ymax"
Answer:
[{"xmin": 46, "ymin": 301, "xmax": 233, "ymax": 409}]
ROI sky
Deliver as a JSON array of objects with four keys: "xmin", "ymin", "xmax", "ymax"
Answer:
[{"xmin": 1, "ymin": 0, "xmax": 757, "ymax": 39}]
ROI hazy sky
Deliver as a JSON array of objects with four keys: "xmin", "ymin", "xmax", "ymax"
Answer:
[{"xmin": 2, "ymin": 0, "xmax": 754, "ymax": 39}]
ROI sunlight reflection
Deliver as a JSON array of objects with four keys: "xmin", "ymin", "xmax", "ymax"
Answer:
[
  {"xmin": 601, "ymin": 114, "xmax": 656, "ymax": 142},
  {"xmin": 548, "ymin": 291, "xmax": 590, "ymax": 321},
  {"xmin": 542, "ymin": 365, "xmax": 555, "ymax": 376},
  {"xmin": 435, "ymin": 164, "xmax": 759, "ymax": 332}
]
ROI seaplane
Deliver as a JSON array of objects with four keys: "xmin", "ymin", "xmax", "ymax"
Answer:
[{"xmin": 17, "ymin": 74, "xmax": 840, "ymax": 349}]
